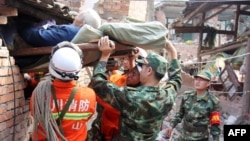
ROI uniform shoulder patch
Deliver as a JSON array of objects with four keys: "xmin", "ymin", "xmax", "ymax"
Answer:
[{"xmin": 182, "ymin": 90, "xmax": 195, "ymax": 100}]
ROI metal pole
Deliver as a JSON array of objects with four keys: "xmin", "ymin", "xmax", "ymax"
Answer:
[{"xmin": 242, "ymin": 31, "xmax": 250, "ymax": 115}]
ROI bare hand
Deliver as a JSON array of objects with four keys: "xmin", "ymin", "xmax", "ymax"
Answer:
[
  {"xmin": 166, "ymin": 127, "xmax": 173, "ymax": 138},
  {"xmin": 98, "ymin": 36, "xmax": 115, "ymax": 56},
  {"xmin": 98, "ymin": 36, "xmax": 115, "ymax": 62}
]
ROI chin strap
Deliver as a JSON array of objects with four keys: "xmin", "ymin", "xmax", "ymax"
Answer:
[{"xmin": 53, "ymin": 68, "xmax": 80, "ymax": 80}]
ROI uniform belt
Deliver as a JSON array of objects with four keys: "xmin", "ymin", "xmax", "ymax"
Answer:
[{"xmin": 183, "ymin": 121, "xmax": 207, "ymax": 132}]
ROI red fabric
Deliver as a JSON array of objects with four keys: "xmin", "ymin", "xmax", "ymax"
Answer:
[
  {"xmin": 97, "ymin": 96, "xmax": 120, "ymax": 141},
  {"xmin": 210, "ymin": 111, "xmax": 220, "ymax": 125},
  {"xmin": 30, "ymin": 79, "xmax": 96, "ymax": 141}
]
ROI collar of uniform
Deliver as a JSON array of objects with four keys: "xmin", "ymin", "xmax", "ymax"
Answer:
[
  {"xmin": 196, "ymin": 91, "xmax": 209, "ymax": 101},
  {"xmin": 53, "ymin": 79, "xmax": 77, "ymax": 88}
]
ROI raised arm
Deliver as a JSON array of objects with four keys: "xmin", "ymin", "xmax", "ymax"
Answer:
[
  {"xmin": 98, "ymin": 36, "xmax": 115, "ymax": 62},
  {"xmin": 165, "ymin": 39, "xmax": 177, "ymax": 60}
]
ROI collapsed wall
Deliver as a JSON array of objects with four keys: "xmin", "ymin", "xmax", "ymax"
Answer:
[{"xmin": 0, "ymin": 40, "xmax": 31, "ymax": 141}]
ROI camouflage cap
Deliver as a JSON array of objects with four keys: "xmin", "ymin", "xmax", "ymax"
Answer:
[
  {"xmin": 136, "ymin": 52, "xmax": 168, "ymax": 75},
  {"xmin": 194, "ymin": 70, "xmax": 213, "ymax": 81}
]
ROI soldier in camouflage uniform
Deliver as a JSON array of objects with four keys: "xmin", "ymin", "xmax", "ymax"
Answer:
[
  {"xmin": 89, "ymin": 36, "xmax": 182, "ymax": 141},
  {"xmin": 166, "ymin": 70, "xmax": 221, "ymax": 141}
]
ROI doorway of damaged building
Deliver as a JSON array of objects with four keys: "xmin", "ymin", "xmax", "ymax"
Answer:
[{"xmin": 0, "ymin": 0, "xmax": 100, "ymax": 140}]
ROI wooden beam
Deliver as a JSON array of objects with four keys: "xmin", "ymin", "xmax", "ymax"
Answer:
[
  {"xmin": 239, "ymin": 10, "xmax": 250, "ymax": 16},
  {"xmin": 0, "ymin": 16, "xmax": 7, "ymax": 24},
  {"xmin": 174, "ymin": 2, "xmax": 208, "ymax": 26},
  {"xmin": 174, "ymin": 26, "xmax": 235, "ymax": 34},
  {"xmin": 241, "ymin": 5, "xmax": 250, "ymax": 11},
  {"xmin": 9, "ymin": 42, "xmax": 135, "ymax": 57},
  {"xmin": 197, "ymin": 5, "xmax": 232, "ymax": 26},
  {"xmin": 234, "ymin": 4, "xmax": 240, "ymax": 41},
  {"xmin": 199, "ymin": 40, "xmax": 247, "ymax": 56},
  {"xmin": 0, "ymin": 6, "xmax": 18, "ymax": 16},
  {"xmin": 241, "ymin": 27, "xmax": 250, "ymax": 115},
  {"xmin": 198, "ymin": 12, "xmax": 205, "ymax": 71},
  {"xmin": 0, "ymin": 0, "xmax": 5, "ymax": 4}
]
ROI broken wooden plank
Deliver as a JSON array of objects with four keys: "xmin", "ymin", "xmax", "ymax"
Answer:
[
  {"xmin": 0, "ymin": 6, "xmax": 18, "ymax": 16},
  {"xmin": 174, "ymin": 26, "xmax": 235, "ymax": 35},
  {"xmin": 199, "ymin": 39, "xmax": 247, "ymax": 56},
  {"xmin": 173, "ymin": 2, "xmax": 208, "ymax": 27},
  {"xmin": 196, "ymin": 5, "xmax": 232, "ymax": 26}
]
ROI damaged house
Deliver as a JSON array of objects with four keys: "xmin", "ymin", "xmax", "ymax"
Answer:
[
  {"xmin": 156, "ymin": 0, "xmax": 250, "ymax": 124},
  {"xmin": 0, "ymin": 0, "xmax": 158, "ymax": 140}
]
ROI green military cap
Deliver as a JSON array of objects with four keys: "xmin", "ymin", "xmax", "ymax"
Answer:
[
  {"xmin": 136, "ymin": 52, "xmax": 168, "ymax": 75},
  {"xmin": 194, "ymin": 70, "xmax": 213, "ymax": 81}
]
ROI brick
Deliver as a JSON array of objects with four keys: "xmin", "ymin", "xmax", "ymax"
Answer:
[
  {"xmin": 0, "ymin": 93, "xmax": 14, "ymax": 103},
  {"xmin": 0, "ymin": 85, "xmax": 14, "ymax": 95},
  {"xmin": 0, "ymin": 104, "xmax": 7, "ymax": 113},
  {"xmin": 0, "ymin": 66, "xmax": 20, "ymax": 76},
  {"xmin": 112, "ymin": 4, "xmax": 121, "ymax": 10},
  {"xmin": 14, "ymin": 129, "xmax": 27, "ymax": 141},
  {"xmin": 4, "ymin": 95, "xmax": 25, "ymax": 110},
  {"xmin": 104, "ymin": 4, "xmax": 112, "ymax": 9},
  {"xmin": 14, "ymin": 82, "xmax": 26, "ymax": 91},
  {"xmin": 13, "ymin": 90, "xmax": 25, "ymax": 99},
  {"xmin": 14, "ymin": 107, "xmax": 23, "ymax": 115},
  {"xmin": 18, "ymin": 97, "xmax": 26, "ymax": 107},
  {"xmin": 0, "ymin": 47, "xmax": 9, "ymax": 58},
  {"xmin": 6, "ymin": 101, "xmax": 14, "ymax": 110},
  {"xmin": 5, "ymin": 118, "xmax": 14, "ymax": 129},
  {"xmin": 0, "ymin": 115, "xmax": 6, "ymax": 123},
  {"xmin": 0, "ymin": 111, "xmax": 13, "ymax": 123},
  {"xmin": 0, "ymin": 47, "xmax": 9, "ymax": 57},
  {"xmin": 1, "ymin": 111, "xmax": 13, "ymax": 122},
  {"xmin": 0, "ymin": 67, "xmax": 10, "ymax": 76},
  {"xmin": 0, "ymin": 76, "xmax": 13, "ymax": 85},
  {"xmin": 0, "ymin": 122, "xmax": 7, "ymax": 132},
  {"xmin": 0, "ymin": 57, "xmax": 15, "ymax": 67},
  {"xmin": 23, "ymin": 102, "xmax": 30, "ymax": 112},
  {"xmin": 0, "ymin": 74, "xmax": 24, "ymax": 86},
  {"xmin": 0, "ymin": 128, "xmax": 11, "ymax": 140},
  {"xmin": 14, "ymin": 113, "xmax": 25, "ymax": 125}
]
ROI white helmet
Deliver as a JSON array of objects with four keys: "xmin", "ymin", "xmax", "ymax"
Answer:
[{"xmin": 49, "ymin": 41, "xmax": 83, "ymax": 81}]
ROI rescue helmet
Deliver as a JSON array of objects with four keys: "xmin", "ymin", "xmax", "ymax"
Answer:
[{"xmin": 49, "ymin": 41, "xmax": 83, "ymax": 81}]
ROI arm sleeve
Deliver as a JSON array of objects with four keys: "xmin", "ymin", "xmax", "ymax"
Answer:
[
  {"xmin": 89, "ymin": 62, "xmax": 125, "ymax": 110},
  {"xmin": 21, "ymin": 25, "xmax": 79, "ymax": 47},
  {"xmin": 165, "ymin": 59, "xmax": 182, "ymax": 94},
  {"xmin": 170, "ymin": 96, "xmax": 185, "ymax": 128},
  {"xmin": 210, "ymin": 97, "xmax": 221, "ymax": 140}
]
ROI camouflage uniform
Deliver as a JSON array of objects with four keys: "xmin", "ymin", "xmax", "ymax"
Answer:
[
  {"xmin": 89, "ymin": 54, "xmax": 182, "ymax": 141},
  {"xmin": 170, "ymin": 91, "xmax": 221, "ymax": 141}
]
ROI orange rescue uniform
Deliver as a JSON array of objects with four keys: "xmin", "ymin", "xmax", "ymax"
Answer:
[{"xmin": 30, "ymin": 79, "xmax": 96, "ymax": 141}]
